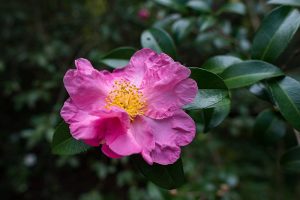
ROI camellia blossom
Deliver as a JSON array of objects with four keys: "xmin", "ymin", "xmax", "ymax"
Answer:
[{"xmin": 61, "ymin": 48, "xmax": 198, "ymax": 165}]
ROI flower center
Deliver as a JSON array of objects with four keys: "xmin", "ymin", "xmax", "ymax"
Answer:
[{"xmin": 105, "ymin": 80, "xmax": 146, "ymax": 120}]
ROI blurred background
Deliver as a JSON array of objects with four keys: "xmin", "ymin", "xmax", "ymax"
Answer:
[{"xmin": 1, "ymin": 0, "xmax": 300, "ymax": 199}]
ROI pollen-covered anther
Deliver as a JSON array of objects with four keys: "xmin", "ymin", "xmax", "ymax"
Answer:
[{"xmin": 105, "ymin": 80, "xmax": 146, "ymax": 120}]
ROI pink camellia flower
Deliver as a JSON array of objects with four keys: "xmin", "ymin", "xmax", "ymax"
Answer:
[
  {"xmin": 61, "ymin": 48, "xmax": 198, "ymax": 165},
  {"xmin": 138, "ymin": 8, "xmax": 150, "ymax": 20}
]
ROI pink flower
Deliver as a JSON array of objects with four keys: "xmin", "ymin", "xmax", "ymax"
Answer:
[
  {"xmin": 138, "ymin": 8, "xmax": 150, "ymax": 20},
  {"xmin": 61, "ymin": 48, "xmax": 198, "ymax": 165}
]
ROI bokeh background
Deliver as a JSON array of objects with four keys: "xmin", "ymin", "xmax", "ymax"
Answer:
[{"xmin": 1, "ymin": 0, "xmax": 300, "ymax": 199}]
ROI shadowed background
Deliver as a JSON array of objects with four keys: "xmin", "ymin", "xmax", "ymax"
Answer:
[{"xmin": 1, "ymin": 0, "xmax": 300, "ymax": 199}]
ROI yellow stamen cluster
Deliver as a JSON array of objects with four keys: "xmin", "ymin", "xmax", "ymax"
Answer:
[{"xmin": 105, "ymin": 80, "xmax": 146, "ymax": 120}]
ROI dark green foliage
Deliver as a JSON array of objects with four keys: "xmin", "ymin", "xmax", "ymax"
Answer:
[
  {"xmin": 100, "ymin": 47, "xmax": 136, "ymax": 69},
  {"xmin": 131, "ymin": 156, "xmax": 185, "ymax": 190},
  {"xmin": 2, "ymin": 0, "xmax": 300, "ymax": 199},
  {"xmin": 253, "ymin": 109, "xmax": 286, "ymax": 144},
  {"xmin": 281, "ymin": 146, "xmax": 300, "ymax": 172},
  {"xmin": 52, "ymin": 122, "xmax": 91, "ymax": 155},
  {"xmin": 267, "ymin": 76, "xmax": 300, "ymax": 131},
  {"xmin": 141, "ymin": 28, "xmax": 177, "ymax": 58},
  {"xmin": 220, "ymin": 60, "xmax": 284, "ymax": 89},
  {"xmin": 251, "ymin": 6, "xmax": 300, "ymax": 62}
]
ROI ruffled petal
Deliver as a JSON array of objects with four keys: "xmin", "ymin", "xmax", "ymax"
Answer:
[
  {"xmin": 107, "ymin": 130, "xmax": 141, "ymax": 156},
  {"xmin": 113, "ymin": 48, "xmax": 157, "ymax": 86},
  {"xmin": 63, "ymin": 59, "xmax": 113, "ymax": 112},
  {"xmin": 75, "ymin": 58, "xmax": 94, "ymax": 75},
  {"xmin": 130, "ymin": 116, "xmax": 155, "ymax": 164},
  {"xmin": 101, "ymin": 144, "xmax": 123, "ymax": 159},
  {"xmin": 142, "ymin": 62, "xmax": 198, "ymax": 119},
  {"xmin": 60, "ymin": 99, "xmax": 130, "ymax": 147},
  {"xmin": 143, "ymin": 110, "xmax": 196, "ymax": 165}
]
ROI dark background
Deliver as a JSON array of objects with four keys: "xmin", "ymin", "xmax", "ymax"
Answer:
[{"xmin": 1, "ymin": 0, "xmax": 300, "ymax": 199}]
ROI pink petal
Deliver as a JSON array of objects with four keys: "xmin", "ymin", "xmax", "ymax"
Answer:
[
  {"xmin": 75, "ymin": 58, "xmax": 94, "ymax": 75},
  {"xmin": 113, "ymin": 48, "xmax": 156, "ymax": 86},
  {"xmin": 142, "ymin": 62, "xmax": 198, "ymax": 119},
  {"xmin": 150, "ymin": 144, "xmax": 181, "ymax": 165},
  {"xmin": 101, "ymin": 144, "xmax": 123, "ymax": 159},
  {"xmin": 143, "ymin": 110, "xmax": 196, "ymax": 165},
  {"xmin": 108, "ymin": 130, "xmax": 141, "ymax": 156},
  {"xmin": 63, "ymin": 59, "xmax": 113, "ymax": 112},
  {"xmin": 60, "ymin": 99, "xmax": 130, "ymax": 147},
  {"xmin": 130, "ymin": 116, "xmax": 155, "ymax": 164}
]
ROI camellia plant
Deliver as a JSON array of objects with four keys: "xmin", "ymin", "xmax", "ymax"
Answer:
[{"xmin": 52, "ymin": 1, "xmax": 300, "ymax": 189}]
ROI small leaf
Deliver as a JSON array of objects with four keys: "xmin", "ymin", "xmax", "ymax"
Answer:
[
  {"xmin": 202, "ymin": 55, "xmax": 242, "ymax": 74},
  {"xmin": 52, "ymin": 122, "xmax": 91, "ymax": 155},
  {"xmin": 217, "ymin": 2, "xmax": 246, "ymax": 15},
  {"xmin": 249, "ymin": 83, "xmax": 274, "ymax": 103},
  {"xmin": 172, "ymin": 18, "xmax": 193, "ymax": 41},
  {"xmin": 153, "ymin": 0, "xmax": 187, "ymax": 13},
  {"xmin": 220, "ymin": 60, "xmax": 283, "ymax": 89},
  {"xmin": 280, "ymin": 146, "xmax": 300, "ymax": 172},
  {"xmin": 131, "ymin": 155, "xmax": 185, "ymax": 189},
  {"xmin": 141, "ymin": 28, "xmax": 177, "ymax": 58},
  {"xmin": 253, "ymin": 109, "xmax": 286, "ymax": 144},
  {"xmin": 268, "ymin": 0, "xmax": 300, "ymax": 7},
  {"xmin": 185, "ymin": 67, "xmax": 229, "ymax": 110},
  {"xmin": 186, "ymin": 0, "xmax": 211, "ymax": 13},
  {"xmin": 201, "ymin": 97, "xmax": 231, "ymax": 133},
  {"xmin": 100, "ymin": 47, "xmax": 136, "ymax": 69},
  {"xmin": 198, "ymin": 16, "xmax": 216, "ymax": 32},
  {"xmin": 251, "ymin": 6, "xmax": 300, "ymax": 63},
  {"xmin": 267, "ymin": 76, "xmax": 300, "ymax": 131}
]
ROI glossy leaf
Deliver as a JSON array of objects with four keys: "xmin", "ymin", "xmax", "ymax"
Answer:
[
  {"xmin": 253, "ymin": 109, "xmax": 286, "ymax": 144},
  {"xmin": 199, "ymin": 16, "xmax": 216, "ymax": 32},
  {"xmin": 100, "ymin": 47, "xmax": 136, "ymax": 69},
  {"xmin": 251, "ymin": 6, "xmax": 300, "ymax": 62},
  {"xmin": 172, "ymin": 18, "xmax": 193, "ymax": 41},
  {"xmin": 201, "ymin": 98, "xmax": 231, "ymax": 133},
  {"xmin": 217, "ymin": 2, "xmax": 246, "ymax": 15},
  {"xmin": 52, "ymin": 122, "xmax": 91, "ymax": 155},
  {"xmin": 185, "ymin": 67, "xmax": 229, "ymax": 110},
  {"xmin": 280, "ymin": 146, "xmax": 300, "ymax": 172},
  {"xmin": 268, "ymin": 0, "xmax": 300, "ymax": 7},
  {"xmin": 131, "ymin": 155, "xmax": 185, "ymax": 189},
  {"xmin": 141, "ymin": 28, "xmax": 177, "ymax": 58},
  {"xmin": 154, "ymin": 0, "xmax": 187, "ymax": 13},
  {"xmin": 249, "ymin": 83, "xmax": 274, "ymax": 103},
  {"xmin": 267, "ymin": 76, "xmax": 300, "ymax": 131},
  {"xmin": 202, "ymin": 55, "xmax": 242, "ymax": 74},
  {"xmin": 220, "ymin": 60, "xmax": 283, "ymax": 89},
  {"xmin": 187, "ymin": 0, "xmax": 211, "ymax": 13}
]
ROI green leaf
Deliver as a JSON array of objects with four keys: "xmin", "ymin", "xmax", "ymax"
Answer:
[
  {"xmin": 141, "ymin": 28, "xmax": 177, "ymax": 58},
  {"xmin": 268, "ymin": 0, "xmax": 300, "ymax": 7},
  {"xmin": 253, "ymin": 109, "xmax": 286, "ymax": 144},
  {"xmin": 52, "ymin": 122, "xmax": 91, "ymax": 155},
  {"xmin": 217, "ymin": 2, "xmax": 246, "ymax": 15},
  {"xmin": 100, "ymin": 47, "xmax": 135, "ymax": 69},
  {"xmin": 251, "ymin": 6, "xmax": 300, "ymax": 63},
  {"xmin": 186, "ymin": 0, "xmax": 211, "ymax": 13},
  {"xmin": 201, "ymin": 97, "xmax": 231, "ymax": 133},
  {"xmin": 198, "ymin": 16, "xmax": 216, "ymax": 32},
  {"xmin": 172, "ymin": 18, "xmax": 193, "ymax": 41},
  {"xmin": 220, "ymin": 60, "xmax": 283, "ymax": 89},
  {"xmin": 280, "ymin": 146, "xmax": 300, "ymax": 172},
  {"xmin": 185, "ymin": 67, "xmax": 229, "ymax": 110},
  {"xmin": 131, "ymin": 155, "xmax": 185, "ymax": 189},
  {"xmin": 202, "ymin": 55, "xmax": 242, "ymax": 74},
  {"xmin": 249, "ymin": 83, "xmax": 274, "ymax": 103},
  {"xmin": 267, "ymin": 76, "xmax": 300, "ymax": 131},
  {"xmin": 153, "ymin": 0, "xmax": 187, "ymax": 13}
]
